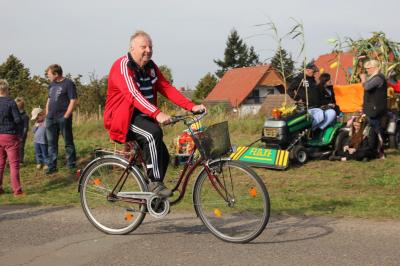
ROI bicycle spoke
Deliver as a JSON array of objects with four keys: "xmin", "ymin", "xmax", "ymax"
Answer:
[
  {"xmin": 86, "ymin": 184, "xmax": 111, "ymax": 194},
  {"xmin": 80, "ymin": 157, "xmax": 146, "ymax": 235},
  {"xmin": 194, "ymin": 160, "xmax": 270, "ymax": 243}
]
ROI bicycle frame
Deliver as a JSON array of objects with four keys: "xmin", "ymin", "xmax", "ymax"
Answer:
[
  {"xmin": 84, "ymin": 113, "xmax": 234, "ymax": 208},
  {"xmin": 162, "ymin": 145, "xmax": 233, "ymax": 206}
]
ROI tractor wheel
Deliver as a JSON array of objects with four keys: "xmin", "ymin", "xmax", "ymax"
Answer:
[
  {"xmin": 292, "ymin": 145, "xmax": 308, "ymax": 164},
  {"xmin": 388, "ymin": 130, "xmax": 400, "ymax": 149}
]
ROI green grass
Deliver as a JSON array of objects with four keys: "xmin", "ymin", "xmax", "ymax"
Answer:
[
  {"xmin": 256, "ymin": 153, "xmax": 400, "ymax": 219},
  {"xmin": 1, "ymin": 115, "xmax": 400, "ymax": 220}
]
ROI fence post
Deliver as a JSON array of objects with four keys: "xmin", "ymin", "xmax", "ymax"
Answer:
[{"xmin": 98, "ymin": 105, "xmax": 101, "ymax": 120}]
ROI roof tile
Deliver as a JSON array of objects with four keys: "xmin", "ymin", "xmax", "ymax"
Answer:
[{"xmin": 205, "ymin": 65, "xmax": 278, "ymax": 107}]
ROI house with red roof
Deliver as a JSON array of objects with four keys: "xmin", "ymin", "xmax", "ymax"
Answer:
[
  {"xmin": 205, "ymin": 65, "xmax": 284, "ymax": 115},
  {"xmin": 314, "ymin": 52, "xmax": 354, "ymax": 85}
]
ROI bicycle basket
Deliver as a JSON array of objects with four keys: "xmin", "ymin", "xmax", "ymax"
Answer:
[{"xmin": 192, "ymin": 121, "xmax": 232, "ymax": 160}]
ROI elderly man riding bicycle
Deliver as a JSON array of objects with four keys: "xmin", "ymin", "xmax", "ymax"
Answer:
[{"xmin": 104, "ymin": 30, "xmax": 206, "ymax": 197}]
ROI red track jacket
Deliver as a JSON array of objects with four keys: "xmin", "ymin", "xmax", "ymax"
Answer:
[{"xmin": 104, "ymin": 55, "xmax": 195, "ymax": 143}]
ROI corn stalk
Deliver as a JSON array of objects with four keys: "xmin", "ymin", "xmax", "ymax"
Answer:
[
  {"xmin": 344, "ymin": 32, "xmax": 400, "ymax": 83},
  {"xmin": 327, "ymin": 36, "xmax": 349, "ymax": 85},
  {"xmin": 254, "ymin": 19, "xmax": 292, "ymax": 106},
  {"xmin": 289, "ymin": 18, "xmax": 308, "ymax": 110}
]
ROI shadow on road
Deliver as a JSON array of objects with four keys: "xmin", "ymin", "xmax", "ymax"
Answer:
[
  {"xmin": 130, "ymin": 214, "xmax": 335, "ymax": 244},
  {"xmin": 252, "ymin": 215, "xmax": 335, "ymax": 244},
  {"xmin": 134, "ymin": 215, "xmax": 209, "ymax": 236}
]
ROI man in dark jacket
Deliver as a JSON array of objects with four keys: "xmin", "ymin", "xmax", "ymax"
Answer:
[
  {"xmin": 360, "ymin": 59, "xmax": 387, "ymax": 158},
  {"xmin": 288, "ymin": 62, "xmax": 336, "ymax": 131},
  {"xmin": 288, "ymin": 62, "xmax": 321, "ymax": 107}
]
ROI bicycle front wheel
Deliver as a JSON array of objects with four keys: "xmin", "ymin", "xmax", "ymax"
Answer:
[
  {"xmin": 193, "ymin": 160, "xmax": 270, "ymax": 243},
  {"xmin": 80, "ymin": 157, "xmax": 147, "ymax": 235}
]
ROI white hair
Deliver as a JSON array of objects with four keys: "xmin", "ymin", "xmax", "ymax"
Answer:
[
  {"xmin": 0, "ymin": 79, "xmax": 9, "ymax": 95},
  {"xmin": 129, "ymin": 30, "xmax": 152, "ymax": 50},
  {"xmin": 364, "ymin": 59, "xmax": 381, "ymax": 69}
]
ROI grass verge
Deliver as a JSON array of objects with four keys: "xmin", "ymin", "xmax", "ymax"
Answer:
[{"xmin": 1, "ymin": 116, "xmax": 399, "ymax": 220}]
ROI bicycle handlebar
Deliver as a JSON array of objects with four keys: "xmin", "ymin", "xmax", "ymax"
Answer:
[{"xmin": 164, "ymin": 110, "xmax": 207, "ymax": 126}]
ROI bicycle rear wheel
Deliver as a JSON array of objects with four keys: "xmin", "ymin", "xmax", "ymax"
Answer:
[
  {"xmin": 80, "ymin": 157, "xmax": 146, "ymax": 234},
  {"xmin": 193, "ymin": 160, "xmax": 270, "ymax": 243}
]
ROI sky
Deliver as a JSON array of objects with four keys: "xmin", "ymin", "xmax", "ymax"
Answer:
[{"xmin": 1, "ymin": 0, "xmax": 399, "ymax": 88}]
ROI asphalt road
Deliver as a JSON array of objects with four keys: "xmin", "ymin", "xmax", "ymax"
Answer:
[{"xmin": 0, "ymin": 205, "xmax": 399, "ymax": 266}]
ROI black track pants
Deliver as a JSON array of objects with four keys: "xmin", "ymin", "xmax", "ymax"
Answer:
[{"xmin": 129, "ymin": 115, "xmax": 169, "ymax": 181}]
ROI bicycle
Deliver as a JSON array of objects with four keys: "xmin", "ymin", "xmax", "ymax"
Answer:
[{"xmin": 78, "ymin": 112, "xmax": 270, "ymax": 243}]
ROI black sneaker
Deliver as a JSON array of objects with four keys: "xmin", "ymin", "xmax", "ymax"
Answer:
[
  {"xmin": 148, "ymin": 182, "xmax": 173, "ymax": 198},
  {"xmin": 45, "ymin": 168, "xmax": 58, "ymax": 175}
]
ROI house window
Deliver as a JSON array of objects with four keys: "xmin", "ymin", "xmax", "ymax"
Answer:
[
  {"xmin": 244, "ymin": 89, "xmax": 263, "ymax": 104},
  {"xmin": 259, "ymin": 86, "xmax": 277, "ymax": 96},
  {"xmin": 250, "ymin": 89, "xmax": 260, "ymax": 101},
  {"xmin": 243, "ymin": 86, "xmax": 279, "ymax": 105}
]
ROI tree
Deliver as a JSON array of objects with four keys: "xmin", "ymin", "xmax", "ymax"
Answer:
[
  {"xmin": 24, "ymin": 75, "xmax": 48, "ymax": 110},
  {"xmin": 158, "ymin": 65, "xmax": 173, "ymax": 84},
  {"xmin": 193, "ymin": 73, "xmax": 218, "ymax": 101},
  {"xmin": 76, "ymin": 73, "xmax": 108, "ymax": 114},
  {"xmin": 270, "ymin": 47, "xmax": 295, "ymax": 83},
  {"xmin": 157, "ymin": 65, "xmax": 176, "ymax": 110},
  {"xmin": 214, "ymin": 29, "xmax": 260, "ymax": 78},
  {"xmin": 0, "ymin": 55, "xmax": 49, "ymax": 111},
  {"xmin": 0, "ymin": 54, "xmax": 31, "ymax": 97}
]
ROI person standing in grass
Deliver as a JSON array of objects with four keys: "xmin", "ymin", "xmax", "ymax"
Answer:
[
  {"xmin": 45, "ymin": 64, "xmax": 77, "ymax": 175},
  {"xmin": 0, "ymin": 79, "xmax": 24, "ymax": 196},
  {"xmin": 31, "ymin": 107, "xmax": 49, "ymax": 170},
  {"xmin": 360, "ymin": 59, "xmax": 387, "ymax": 159},
  {"xmin": 15, "ymin": 97, "xmax": 29, "ymax": 164}
]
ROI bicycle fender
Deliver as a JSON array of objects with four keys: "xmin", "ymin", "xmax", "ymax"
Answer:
[
  {"xmin": 77, "ymin": 155, "xmax": 131, "ymax": 192},
  {"xmin": 191, "ymin": 158, "xmax": 231, "ymax": 207}
]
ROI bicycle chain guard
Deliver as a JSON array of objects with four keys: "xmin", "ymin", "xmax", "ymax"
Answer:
[
  {"xmin": 147, "ymin": 195, "xmax": 170, "ymax": 219},
  {"xmin": 116, "ymin": 191, "xmax": 170, "ymax": 219}
]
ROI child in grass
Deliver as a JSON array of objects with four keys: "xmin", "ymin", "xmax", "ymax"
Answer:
[
  {"xmin": 15, "ymin": 97, "xmax": 29, "ymax": 164},
  {"xmin": 31, "ymin": 108, "xmax": 49, "ymax": 170}
]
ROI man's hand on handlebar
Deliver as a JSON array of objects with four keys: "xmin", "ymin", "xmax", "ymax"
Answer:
[
  {"xmin": 156, "ymin": 112, "xmax": 172, "ymax": 124},
  {"xmin": 191, "ymin": 104, "xmax": 207, "ymax": 114},
  {"xmin": 157, "ymin": 105, "xmax": 206, "ymax": 125}
]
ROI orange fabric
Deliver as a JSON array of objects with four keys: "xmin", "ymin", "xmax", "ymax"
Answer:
[{"xmin": 333, "ymin": 83, "xmax": 364, "ymax": 113}]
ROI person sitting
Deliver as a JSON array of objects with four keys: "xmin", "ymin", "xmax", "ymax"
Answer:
[
  {"xmin": 104, "ymin": 31, "xmax": 206, "ymax": 198},
  {"xmin": 331, "ymin": 116, "xmax": 378, "ymax": 161},
  {"xmin": 318, "ymin": 73, "xmax": 341, "ymax": 115},
  {"xmin": 288, "ymin": 62, "xmax": 336, "ymax": 132}
]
